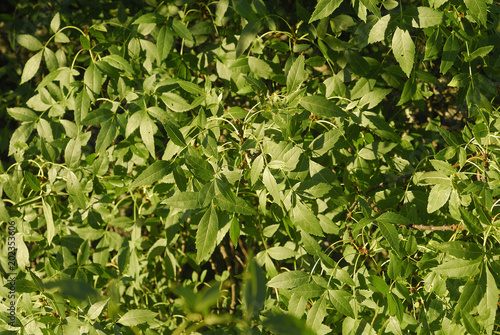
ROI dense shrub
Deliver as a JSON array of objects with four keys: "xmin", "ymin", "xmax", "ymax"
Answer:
[{"xmin": 1, "ymin": 0, "xmax": 500, "ymax": 333}]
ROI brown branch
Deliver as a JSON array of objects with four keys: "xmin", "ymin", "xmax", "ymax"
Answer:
[{"xmin": 399, "ymin": 224, "xmax": 465, "ymax": 231}]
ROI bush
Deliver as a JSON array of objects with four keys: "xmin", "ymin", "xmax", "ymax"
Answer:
[{"xmin": 1, "ymin": 0, "xmax": 500, "ymax": 333}]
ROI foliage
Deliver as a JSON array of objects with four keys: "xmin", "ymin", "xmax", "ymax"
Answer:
[{"xmin": 1, "ymin": 0, "xmax": 500, "ymax": 334}]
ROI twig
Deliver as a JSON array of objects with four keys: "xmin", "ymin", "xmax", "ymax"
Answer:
[{"xmin": 400, "ymin": 224, "xmax": 465, "ymax": 231}]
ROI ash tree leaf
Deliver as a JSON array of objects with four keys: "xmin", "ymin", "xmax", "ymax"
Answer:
[
  {"xmin": 459, "ymin": 207, "xmax": 483, "ymax": 234},
  {"xmin": 377, "ymin": 219, "xmax": 401, "ymax": 256},
  {"xmin": 80, "ymin": 35, "xmax": 91, "ymax": 50},
  {"xmin": 293, "ymin": 201, "xmax": 324, "ymax": 236},
  {"xmin": 360, "ymin": 0, "xmax": 381, "ymax": 17},
  {"xmin": 64, "ymin": 137, "xmax": 82, "ymax": 168},
  {"xmin": 306, "ymin": 294, "xmax": 327, "ymax": 331},
  {"xmin": 88, "ymin": 299, "xmax": 110, "ymax": 320},
  {"xmin": 67, "ymin": 171, "xmax": 87, "ymax": 209},
  {"xmin": 267, "ymin": 246, "xmax": 298, "ymax": 260},
  {"xmin": 328, "ymin": 290, "xmax": 355, "ymax": 318},
  {"xmin": 248, "ymin": 56, "xmax": 274, "ymax": 79},
  {"xmin": 24, "ymin": 171, "xmax": 41, "ymax": 192},
  {"xmin": 21, "ymin": 50, "xmax": 43, "ymax": 84},
  {"xmin": 17, "ymin": 34, "xmax": 44, "ymax": 51},
  {"xmin": 432, "ymin": 257, "xmax": 482, "ymax": 278},
  {"xmin": 300, "ymin": 95, "xmax": 346, "ymax": 118},
  {"xmin": 440, "ymin": 34, "xmax": 459, "ymax": 74},
  {"xmin": 467, "ymin": 45, "xmax": 494, "ymax": 61},
  {"xmin": 161, "ymin": 92, "xmax": 191, "ymax": 112},
  {"xmin": 118, "ymin": 310, "xmax": 158, "ymax": 326},
  {"xmin": 287, "ymin": 55, "xmax": 307, "ymax": 94},
  {"xmin": 377, "ymin": 212, "xmax": 412, "ymax": 226},
  {"xmin": 140, "ymin": 113, "xmax": 157, "ymax": 158},
  {"xmin": 392, "ymin": 27, "xmax": 415, "ymax": 77},
  {"xmin": 236, "ymin": 20, "xmax": 262, "ymax": 57},
  {"xmin": 267, "ymin": 270, "xmax": 310, "ymax": 289},
  {"xmin": 415, "ymin": 7, "xmax": 443, "ymax": 28},
  {"xmin": 50, "ymin": 12, "xmax": 61, "ymax": 32},
  {"xmin": 157, "ymin": 25, "xmax": 174, "ymax": 62},
  {"xmin": 251, "ymin": 155, "xmax": 264, "ymax": 186},
  {"xmin": 84, "ymin": 62, "xmax": 103, "ymax": 98},
  {"xmin": 452, "ymin": 268, "xmax": 486, "ymax": 322},
  {"xmin": 309, "ymin": 0, "xmax": 343, "ymax": 23},
  {"xmin": 185, "ymin": 150, "xmax": 214, "ymax": 182},
  {"xmin": 263, "ymin": 166, "xmax": 281, "ymax": 203},
  {"xmin": 308, "ymin": 129, "xmax": 341, "ymax": 157},
  {"xmin": 163, "ymin": 119, "xmax": 186, "ymax": 146},
  {"xmin": 243, "ymin": 258, "xmax": 267, "ymax": 317},
  {"xmin": 130, "ymin": 160, "xmax": 172, "ymax": 188},
  {"xmin": 42, "ymin": 198, "xmax": 55, "ymax": 246},
  {"xmin": 196, "ymin": 205, "xmax": 219, "ymax": 262},
  {"xmin": 358, "ymin": 142, "xmax": 398, "ymax": 160},
  {"xmin": 7, "ymin": 108, "xmax": 38, "ymax": 122},
  {"xmin": 95, "ymin": 119, "xmax": 118, "ymax": 153},
  {"xmin": 101, "ymin": 54, "xmax": 134, "ymax": 75},
  {"xmin": 427, "ymin": 183, "xmax": 452, "ymax": 213},
  {"xmin": 162, "ymin": 191, "xmax": 200, "ymax": 209},
  {"xmin": 368, "ymin": 14, "xmax": 391, "ymax": 44},
  {"xmin": 172, "ymin": 19, "xmax": 194, "ymax": 42},
  {"xmin": 215, "ymin": 194, "xmax": 256, "ymax": 215},
  {"xmin": 463, "ymin": 0, "xmax": 487, "ymax": 26},
  {"xmin": 9, "ymin": 122, "xmax": 34, "ymax": 156}
]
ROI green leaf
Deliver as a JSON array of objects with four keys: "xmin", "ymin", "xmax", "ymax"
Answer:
[
  {"xmin": 377, "ymin": 212, "xmax": 412, "ymax": 226},
  {"xmin": 140, "ymin": 113, "xmax": 157, "ymax": 158},
  {"xmin": 432, "ymin": 257, "xmax": 482, "ymax": 278},
  {"xmin": 236, "ymin": 20, "xmax": 262, "ymax": 57},
  {"xmin": 328, "ymin": 290, "xmax": 355, "ymax": 318},
  {"xmin": 472, "ymin": 123, "xmax": 488, "ymax": 139},
  {"xmin": 308, "ymin": 129, "xmax": 341, "ymax": 157},
  {"xmin": 300, "ymin": 95, "xmax": 346, "ymax": 118},
  {"xmin": 95, "ymin": 119, "xmax": 117, "ymax": 153},
  {"xmin": 185, "ymin": 151, "xmax": 214, "ymax": 182},
  {"xmin": 64, "ymin": 137, "xmax": 81, "ymax": 168},
  {"xmin": 467, "ymin": 45, "xmax": 493, "ymax": 61},
  {"xmin": 172, "ymin": 19, "xmax": 194, "ymax": 42},
  {"xmin": 42, "ymin": 198, "xmax": 55, "ymax": 245},
  {"xmin": 453, "ymin": 271, "xmax": 486, "ymax": 322},
  {"xmin": 88, "ymin": 299, "xmax": 110, "ymax": 320},
  {"xmin": 101, "ymin": 54, "xmax": 134, "ymax": 75},
  {"xmin": 17, "ymin": 34, "xmax": 44, "ymax": 51},
  {"xmin": 415, "ymin": 6, "xmax": 443, "ymax": 28},
  {"xmin": 130, "ymin": 160, "xmax": 172, "ymax": 188},
  {"xmin": 251, "ymin": 155, "xmax": 264, "ymax": 186},
  {"xmin": 67, "ymin": 171, "xmax": 87, "ymax": 209},
  {"xmin": 360, "ymin": 0, "xmax": 381, "ymax": 17},
  {"xmin": 21, "ymin": 50, "xmax": 43, "ymax": 84},
  {"xmin": 7, "ymin": 107, "xmax": 38, "ymax": 122},
  {"xmin": 463, "ymin": 0, "xmax": 487, "ymax": 26},
  {"xmin": 267, "ymin": 270, "xmax": 310, "ymax": 289},
  {"xmin": 229, "ymin": 216, "xmax": 240, "ymax": 247},
  {"xmin": 161, "ymin": 92, "xmax": 191, "ymax": 112},
  {"xmin": 84, "ymin": 62, "xmax": 103, "ymax": 97},
  {"xmin": 267, "ymin": 246, "xmax": 298, "ymax": 260},
  {"xmin": 377, "ymin": 219, "xmax": 401, "ymax": 256},
  {"xmin": 163, "ymin": 119, "xmax": 186, "ymax": 146},
  {"xmin": 263, "ymin": 166, "xmax": 280, "ymax": 203},
  {"xmin": 392, "ymin": 27, "xmax": 415, "ymax": 77},
  {"xmin": 368, "ymin": 14, "xmax": 390, "ymax": 44},
  {"xmin": 358, "ymin": 142, "xmax": 398, "ymax": 160},
  {"xmin": 196, "ymin": 206, "xmax": 219, "ymax": 262},
  {"xmin": 287, "ymin": 55, "xmax": 307, "ymax": 94},
  {"xmin": 157, "ymin": 25, "xmax": 174, "ymax": 62},
  {"xmin": 459, "ymin": 207, "xmax": 483, "ymax": 234},
  {"xmin": 440, "ymin": 34, "xmax": 459, "ymax": 74},
  {"xmin": 162, "ymin": 192, "xmax": 200, "ymax": 209},
  {"xmin": 215, "ymin": 194, "xmax": 256, "ymax": 215},
  {"xmin": 248, "ymin": 56, "xmax": 274, "ymax": 79},
  {"xmin": 80, "ymin": 35, "xmax": 91, "ymax": 50},
  {"xmin": 117, "ymin": 310, "xmax": 158, "ymax": 327},
  {"xmin": 293, "ymin": 201, "xmax": 324, "ymax": 236},
  {"xmin": 50, "ymin": 12, "xmax": 61, "ymax": 32},
  {"xmin": 431, "ymin": 241, "xmax": 483, "ymax": 259},
  {"xmin": 306, "ymin": 294, "xmax": 327, "ymax": 330},
  {"xmin": 243, "ymin": 259, "xmax": 266, "ymax": 316},
  {"xmin": 427, "ymin": 183, "xmax": 452, "ymax": 213},
  {"xmin": 309, "ymin": 0, "xmax": 343, "ymax": 22}
]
